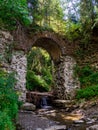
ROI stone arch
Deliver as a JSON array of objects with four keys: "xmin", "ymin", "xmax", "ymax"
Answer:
[
  {"xmin": 13, "ymin": 31, "xmax": 66, "ymax": 62},
  {"xmin": 11, "ymin": 30, "xmax": 80, "ymax": 102},
  {"xmin": 32, "ymin": 37, "xmax": 62, "ymax": 62}
]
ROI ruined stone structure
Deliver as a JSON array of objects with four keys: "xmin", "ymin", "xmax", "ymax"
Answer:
[
  {"xmin": 1, "ymin": 27, "xmax": 98, "ymax": 102},
  {"xmin": 0, "ymin": 29, "xmax": 80, "ymax": 101}
]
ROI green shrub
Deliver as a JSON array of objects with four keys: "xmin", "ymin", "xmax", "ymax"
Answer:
[
  {"xmin": 75, "ymin": 65, "xmax": 98, "ymax": 100},
  {"xmin": 76, "ymin": 85, "xmax": 98, "ymax": 100},
  {"xmin": 0, "ymin": 0, "xmax": 32, "ymax": 29},
  {"xmin": 0, "ymin": 111, "xmax": 15, "ymax": 130},
  {"xmin": 26, "ymin": 71, "xmax": 50, "ymax": 92},
  {"xmin": 74, "ymin": 65, "xmax": 98, "ymax": 87},
  {"xmin": 0, "ymin": 69, "xmax": 18, "ymax": 130}
]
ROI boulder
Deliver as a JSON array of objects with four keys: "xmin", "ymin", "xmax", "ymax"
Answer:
[{"xmin": 21, "ymin": 102, "xmax": 36, "ymax": 111}]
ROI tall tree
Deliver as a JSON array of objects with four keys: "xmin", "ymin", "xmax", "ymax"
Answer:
[
  {"xmin": 28, "ymin": 0, "xmax": 64, "ymax": 32},
  {"xmin": 79, "ymin": 0, "xmax": 95, "ymax": 44},
  {"xmin": 0, "ymin": 0, "xmax": 32, "ymax": 29}
]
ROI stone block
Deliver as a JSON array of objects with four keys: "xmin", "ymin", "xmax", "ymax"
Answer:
[{"xmin": 21, "ymin": 102, "xmax": 36, "ymax": 111}]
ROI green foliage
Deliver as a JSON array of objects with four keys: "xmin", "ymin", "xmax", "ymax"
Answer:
[
  {"xmin": 42, "ymin": 68, "xmax": 52, "ymax": 86},
  {"xmin": 29, "ymin": 24, "xmax": 54, "ymax": 33},
  {"xmin": 0, "ymin": 0, "xmax": 32, "ymax": 29},
  {"xmin": 74, "ymin": 65, "xmax": 98, "ymax": 87},
  {"xmin": 28, "ymin": 0, "xmax": 64, "ymax": 33},
  {"xmin": 26, "ymin": 47, "xmax": 53, "ymax": 92},
  {"xmin": 0, "ymin": 69, "xmax": 18, "ymax": 130},
  {"xmin": 75, "ymin": 65, "xmax": 98, "ymax": 100},
  {"xmin": 65, "ymin": 21, "xmax": 81, "ymax": 40},
  {"xmin": 0, "ymin": 111, "xmax": 15, "ymax": 130},
  {"xmin": 26, "ymin": 71, "xmax": 50, "ymax": 91},
  {"xmin": 76, "ymin": 85, "xmax": 98, "ymax": 100}
]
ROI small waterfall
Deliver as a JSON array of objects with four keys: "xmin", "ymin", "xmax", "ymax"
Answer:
[{"xmin": 40, "ymin": 96, "xmax": 52, "ymax": 109}]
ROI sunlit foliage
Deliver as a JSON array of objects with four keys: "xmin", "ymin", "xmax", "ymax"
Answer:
[{"xmin": 26, "ymin": 47, "xmax": 53, "ymax": 92}]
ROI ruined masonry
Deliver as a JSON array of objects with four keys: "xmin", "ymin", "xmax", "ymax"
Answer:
[
  {"xmin": 0, "ymin": 30, "xmax": 80, "ymax": 102},
  {"xmin": 10, "ymin": 51, "xmax": 27, "ymax": 101},
  {"xmin": 55, "ymin": 56, "xmax": 80, "ymax": 100}
]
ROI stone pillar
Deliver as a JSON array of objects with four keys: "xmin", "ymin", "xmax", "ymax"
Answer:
[
  {"xmin": 55, "ymin": 56, "xmax": 80, "ymax": 100},
  {"xmin": 10, "ymin": 51, "xmax": 27, "ymax": 102}
]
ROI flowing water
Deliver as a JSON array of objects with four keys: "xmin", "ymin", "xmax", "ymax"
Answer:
[
  {"xmin": 18, "ymin": 96, "xmax": 97, "ymax": 130},
  {"xmin": 37, "ymin": 108, "xmax": 87, "ymax": 130},
  {"xmin": 36, "ymin": 96, "xmax": 87, "ymax": 130}
]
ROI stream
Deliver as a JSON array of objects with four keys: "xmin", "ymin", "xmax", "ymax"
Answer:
[
  {"xmin": 17, "ymin": 108, "xmax": 87, "ymax": 130},
  {"xmin": 17, "ymin": 95, "xmax": 98, "ymax": 130},
  {"xmin": 36, "ymin": 108, "xmax": 87, "ymax": 130}
]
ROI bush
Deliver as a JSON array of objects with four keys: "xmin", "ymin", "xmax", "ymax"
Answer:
[
  {"xmin": 0, "ymin": 69, "xmax": 18, "ymax": 130},
  {"xmin": 26, "ymin": 71, "xmax": 50, "ymax": 92},
  {"xmin": 74, "ymin": 65, "xmax": 98, "ymax": 87},
  {"xmin": 75, "ymin": 65, "xmax": 98, "ymax": 100},
  {"xmin": 0, "ymin": 0, "xmax": 32, "ymax": 29},
  {"xmin": 76, "ymin": 85, "xmax": 98, "ymax": 100},
  {"xmin": 0, "ymin": 111, "xmax": 15, "ymax": 130}
]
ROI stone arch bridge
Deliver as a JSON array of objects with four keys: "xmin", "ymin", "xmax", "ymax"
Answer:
[{"xmin": 8, "ymin": 29, "xmax": 80, "ymax": 101}]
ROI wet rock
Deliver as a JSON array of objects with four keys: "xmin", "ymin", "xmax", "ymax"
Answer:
[
  {"xmin": 86, "ymin": 118, "xmax": 96, "ymax": 124},
  {"xmin": 87, "ymin": 125, "xmax": 98, "ymax": 130},
  {"xmin": 36, "ymin": 128, "xmax": 43, "ymax": 130},
  {"xmin": 21, "ymin": 102, "xmax": 36, "ymax": 111},
  {"xmin": 53, "ymin": 99, "xmax": 75, "ymax": 109},
  {"xmin": 74, "ymin": 119, "xmax": 84, "ymax": 124},
  {"xmin": 41, "ymin": 105, "xmax": 52, "ymax": 109},
  {"xmin": 71, "ymin": 109, "xmax": 85, "ymax": 116},
  {"xmin": 45, "ymin": 125, "xmax": 66, "ymax": 130}
]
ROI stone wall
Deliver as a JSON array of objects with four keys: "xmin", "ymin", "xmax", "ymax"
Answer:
[
  {"xmin": 0, "ymin": 30, "xmax": 13, "ymax": 70},
  {"xmin": 0, "ymin": 31, "xmax": 27, "ymax": 102},
  {"xmin": 10, "ymin": 51, "xmax": 27, "ymax": 102},
  {"xmin": 54, "ymin": 56, "xmax": 80, "ymax": 100}
]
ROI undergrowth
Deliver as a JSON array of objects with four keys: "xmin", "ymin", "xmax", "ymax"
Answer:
[
  {"xmin": 76, "ymin": 85, "xmax": 98, "ymax": 100},
  {"xmin": 0, "ymin": 69, "xmax": 18, "ymax": 130},
  {"xmin": 75, "ymin": 65, "xmax": 98, "ymax": 100}
]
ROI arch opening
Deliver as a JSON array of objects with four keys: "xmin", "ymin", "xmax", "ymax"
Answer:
[
  {"xmin": 26, "ymin": 47, "xmax": 55, "ymax": 93},
  {"xmin": 32, "ymin": 37, "xmax": 62, "ymax": 63}
]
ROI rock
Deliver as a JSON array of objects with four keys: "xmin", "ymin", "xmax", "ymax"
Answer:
[
  {"xmin": 53, "ymin": 99, "xmax": 75, "ymax": 108},
  {"xmin": 21, "ymin": 102, "xmax": 36, "ymax": 111},
  {"xmin": 36, "ymin": 128, "xmax": 43, "ymax": 130},
  {"xmin": 87, "ymin": 125, "xmax": 98, "ymax": 130},
  {"xmin": 45, "ymin": 125, "xmax": 66, "ymax": 130},
  {"xmin": 86, "ymin": 118, "xmax": 96, "ymax": 124},
  {"xmin": 41, "ymin": 106, "xmax": 52, "ymax": 109},
  {"xmin": 74, "ymin": 119, "xmax": 84, "ymax": 124}
]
